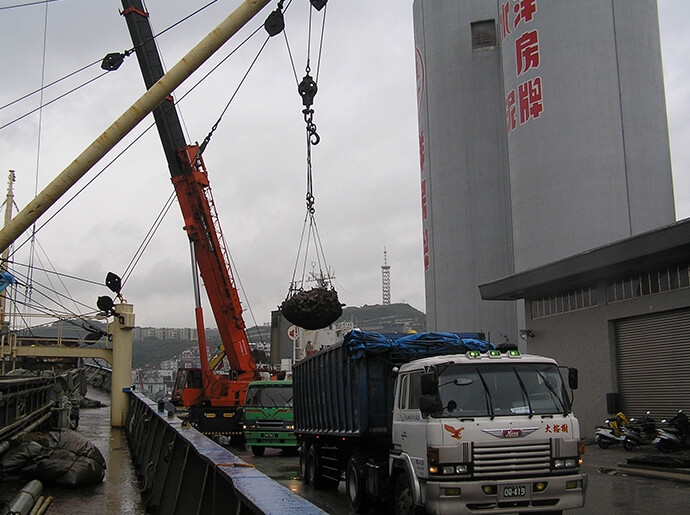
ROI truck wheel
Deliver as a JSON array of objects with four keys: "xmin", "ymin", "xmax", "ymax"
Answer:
[
  {"xmin": 299, "ymin": 444, "xmax": 310, "ymax": 485},
  {"xmin": 251, "ymin": 445, "xmax": 265, "ymax": 457},
  {"xmin": 307, "ymin": 445, "xmax": 324, "ymax": 489},
  {"xmin": 394, "ymin": 473, "xmax": 423, "ymax": 515},
  {"xmin": 346, "ymin": 456, "xmax": 370, "ymax": 513}
]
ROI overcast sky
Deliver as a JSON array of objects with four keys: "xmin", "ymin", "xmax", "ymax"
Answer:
[{"xmin": 0, "ymin": 0, "xmax": 688, "ymax": 331}]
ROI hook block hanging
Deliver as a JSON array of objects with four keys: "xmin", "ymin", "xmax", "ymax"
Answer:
[
  {"xmin": 298, "ymin": 74, "xmax": 318, "ymax": 108},
  {"xmin": 280, "ymin": 287, "xmax": 343, "ymax": 330}
]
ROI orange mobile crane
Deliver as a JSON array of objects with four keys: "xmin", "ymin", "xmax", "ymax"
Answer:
[{"xmin": 122, "ymin": 0, "xmax": 259, "ymax": 436}]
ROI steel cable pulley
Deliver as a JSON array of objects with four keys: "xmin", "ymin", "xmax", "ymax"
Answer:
[{"xmin": 280, "ymin": 0, "xmax": 341, "ymax": 330}]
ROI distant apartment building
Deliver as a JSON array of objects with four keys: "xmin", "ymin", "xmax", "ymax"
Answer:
[{"xmin": 132, "ymin": 326, "xmax": 198, "ymax": 342}]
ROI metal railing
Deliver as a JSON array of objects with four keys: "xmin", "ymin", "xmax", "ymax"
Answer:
[{"xmin": 125, "ymin": 391, "xmax": 327, "ymax": 515}]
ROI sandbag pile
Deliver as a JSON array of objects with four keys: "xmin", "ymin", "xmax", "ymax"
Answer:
[
  {"xmin": 280, "ymin": 287, "xmax": 343, "ymax": 330},
  {"xmin": 0, "ymin": 430, "xmax": 106, "ymax": 487}
]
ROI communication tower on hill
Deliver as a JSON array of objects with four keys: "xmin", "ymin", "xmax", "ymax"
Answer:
[{"xmin": 381, "ymin": 247, "xmax": 391, "ymax": 306}]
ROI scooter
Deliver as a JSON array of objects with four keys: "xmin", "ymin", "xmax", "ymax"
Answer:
[
  {"xmin": 656, "ymin": 410, "xmax": 690, "ymax": 453},
  {"xmin": 594, "ymin": 412, "xmax": 630, "ymax": 449},
  {"xmin": 622, "ymin": 412, "xmax": 656, "ymax": 450}
]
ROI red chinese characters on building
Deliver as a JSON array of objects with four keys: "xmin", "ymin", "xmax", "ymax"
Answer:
[
  {"xmin": 518, "ymin": 77, "xmax": 543, "ymax": 123},
  {"xmin": 423, "ymin": 228, "xmax": 430, "ymax": 271},
  {"xmin": 499, "ymin": 2, "xmax": 511, "ymax": 40},
  {"xmin": 515, "ymin": 30, "xmax": 539, "ymax": 76},
  {"xmin": 513, "ymin": 0, "xmax": 537, "ymax": 27},
  {"xmin": 501, "ymin": 0, "xmax": 538, "ymax": 39},
  {"xmin": 419, "ymin": 131, "xmax": 426, "ymax": 173},
  {"xmin": 506, "ymin": 90, "xmax": 517, "ymax": 132},
  {"xmin": 504, "ymin": 0, "xmax": 544, "ymax": 133}
]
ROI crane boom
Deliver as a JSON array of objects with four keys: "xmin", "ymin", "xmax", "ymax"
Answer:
[{"xmin": 122, "ymin": 0, "xmax": 259, "ymax": 431}]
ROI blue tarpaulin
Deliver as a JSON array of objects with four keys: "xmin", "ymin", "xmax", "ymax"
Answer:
[
  {"xmin": 343, "ymin": 329, "xmax": 495, "ymax": 362},
  {"xmin": 0, "ymin": 271, "xmax": 16, "ymax": 293}
]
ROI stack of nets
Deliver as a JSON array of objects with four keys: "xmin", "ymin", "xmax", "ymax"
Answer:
[{"xmin": 280, "ymin": 287, "xmax": 343, "ymax": 330}]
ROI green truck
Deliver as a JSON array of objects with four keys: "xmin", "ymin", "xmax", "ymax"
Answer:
[{"xmin": 243, "ymin": 379, "xmax": 297, "ymax": 456}]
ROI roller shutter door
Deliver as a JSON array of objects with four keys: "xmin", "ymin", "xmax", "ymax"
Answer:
[{"xmin": 615, "ymin": 308, "xmax": 690, "ymax": 419}]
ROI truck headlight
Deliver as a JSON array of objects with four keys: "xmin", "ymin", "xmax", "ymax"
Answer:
[
  {"xmin": 553, "ymin": 458, "xmax": 578, "ymax": 469},
  {"xmin": 442, "ymin": 464, "xmax": 469, "ymax": 475},
  {"xmin": 428, "ymin": 447, "xmax": 469, "ymax": 476}
]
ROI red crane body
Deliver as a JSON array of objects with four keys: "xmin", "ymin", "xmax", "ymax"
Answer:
[{"xmin": 122, "ymin": 0, "xmax": 259, "ymax": 433}]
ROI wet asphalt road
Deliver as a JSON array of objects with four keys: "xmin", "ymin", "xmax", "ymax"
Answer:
[{"xmin": 238, "ymin": 443, "xmax": 690, "ymax": 515}]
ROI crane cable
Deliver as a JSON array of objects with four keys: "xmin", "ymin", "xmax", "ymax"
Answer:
[{"xmin": 279, "ymin": 0, "xmax": 342, "ymax": 331}]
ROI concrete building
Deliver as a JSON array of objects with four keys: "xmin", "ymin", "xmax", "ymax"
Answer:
[
  {"xmin": 413, "ymin": 0, "xmax": 675, "ymax": 341},
  {"xmin": 480, "ymin": 219, "xmax": 690, "ymax": 437}
]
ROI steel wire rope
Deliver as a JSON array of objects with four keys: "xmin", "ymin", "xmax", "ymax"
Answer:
[
  {"xmin": 9, "ymin": 262, "xmax": 101, "ymax": 317},
  {"xmin": 186, "ymin": 11, "xmax": 291, "ymax": 343},
  {"xmin": 4, "ymin": 21, "xmax": 269, "ymax": 295},
  {"xmin": 0, "ymin": 0, "xmax": 60, "ymax": 10},
  {"xmin": 26, "ymin": 237, "xmax": 85, "ymax": 317},
  {"xmin": 0, "ymin": 0, "xmax": 220, "ymax": 129},
  {"xmin": 6, "ymin": 260, "xmax": 102, "ymax": 286},
  {"xmin": 24, "ymin": 0, "xmax": 51, "ymax": 325},
  {"xmin": 2, "ymin": 0, "xmax": 228, "ymax": 318},
  {"xmin": 1, "ymin": 2, "xmax": 272, "ymax": 336},
  {"xmin": 4, "ymin": 288, "xmax": 100, "ymax": 339},
  {"xmin": 0, "ymin": 74, "xmax": 109, "ymax": 131},
  {"xmin": 119, "ymin": 192, "xmax": 177, "ymax": 287},
  {"xmin": 285, "ymin": 0, "xmax": 331, "ymax": 295}
]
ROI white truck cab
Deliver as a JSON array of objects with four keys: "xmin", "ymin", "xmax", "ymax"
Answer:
[{"xmin": 391, "ymin": 349, "xmax": 587, "ymax": 514}]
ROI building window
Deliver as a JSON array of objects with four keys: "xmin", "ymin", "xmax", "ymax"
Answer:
[
  {"xmin": 531, "ymin": 285, "xmax": 598, "ymax": 319},
  {"xmin": 606, "ymin": 262, "xmax": 690, "ymax": 303},
  {"xmin": 471, "ymin": 20, "xmax": 497, "ymax": 50}
]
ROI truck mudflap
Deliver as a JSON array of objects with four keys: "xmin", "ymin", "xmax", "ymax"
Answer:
[{"xmin": 422, "ymin": 473, "xmax": 587, "ymax": 514}]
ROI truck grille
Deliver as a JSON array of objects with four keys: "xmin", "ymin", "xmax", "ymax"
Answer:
[
  {"xmin": 255, "ymin": 420, "xmax": 284, "ymax": 430},
  {"xmin": 473, "ymin": 442, "xmax": 551, "ymax": 478}
]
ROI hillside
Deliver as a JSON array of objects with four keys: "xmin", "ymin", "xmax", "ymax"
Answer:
[{"xmin": 337, "ymin": 302, "xmax": 426, "ymax": 333}]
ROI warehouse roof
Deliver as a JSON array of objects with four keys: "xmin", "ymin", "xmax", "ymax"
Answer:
[{"xmin": 479, "ymin": 218, "xmax": 690, "ymax": 301}]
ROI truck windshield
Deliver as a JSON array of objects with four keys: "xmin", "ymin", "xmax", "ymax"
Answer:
[
  {"xmin": 245, "ymin": 385, "xmax": 293, "ymax": 408},
  {"xmin": 435, "ymin": 363, "xmax": 571, "ymax": 418}
]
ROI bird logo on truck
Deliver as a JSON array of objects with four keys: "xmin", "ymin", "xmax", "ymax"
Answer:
[{"xmin": 444, "ymin": 424, "xmax": 466, "ymax": 440}]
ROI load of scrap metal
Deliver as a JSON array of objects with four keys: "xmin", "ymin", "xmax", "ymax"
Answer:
[{"xmin": 280, "ymin": 287, "xmax": 343, "ymax": 330}]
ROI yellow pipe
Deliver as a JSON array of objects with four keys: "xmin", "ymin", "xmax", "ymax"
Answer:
[{"xmin": 0, "ymin": 0, "xmax": 271, "ymax": 253}]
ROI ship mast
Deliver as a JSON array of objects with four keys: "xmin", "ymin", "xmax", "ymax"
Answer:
[{"xmin": 0, "ymin": 170, "xmax": 16, "ymax": 327}]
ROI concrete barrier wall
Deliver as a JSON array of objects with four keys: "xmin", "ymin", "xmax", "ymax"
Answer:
[{"xmin": 125, "ymin": 391, "xmax": 326, "ymax": 515}]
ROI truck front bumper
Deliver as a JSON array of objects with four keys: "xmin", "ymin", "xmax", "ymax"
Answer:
[
  {"xmin": 244, "ymin": 430, "xmax": 297, "ymax": 447},
  {"xmin": 422, "ymin": 472, "xmax": 587, "ymax": 514}
]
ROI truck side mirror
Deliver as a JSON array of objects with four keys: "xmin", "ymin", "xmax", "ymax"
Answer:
[
  {"xmin": 421, "ymin": 372, "xmax": 438, "ymax": 395},
  {"xmin": 568, "ymin": 368, "xmax": 578, "ymax": 390},
  {"xmin": 420, "ymin": 394, "xmax": 443, "ymax": 416}
]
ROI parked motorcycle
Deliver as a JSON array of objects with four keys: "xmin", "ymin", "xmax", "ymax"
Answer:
[
  {"xmin": 595, "ymin": 412, "xmax": 630, "ymax": 449},
  {"xmin": 656, "ymin": 410, "xmax": 690, "ymax": 453},
  {"xmin": 622, "ymin": 412, "xmax": 656, "ymax": 450}
]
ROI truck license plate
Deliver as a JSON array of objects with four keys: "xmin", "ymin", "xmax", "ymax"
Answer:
[{"xmin": 503, "ymin": 485, "xmax": 526, "ymax": 497}]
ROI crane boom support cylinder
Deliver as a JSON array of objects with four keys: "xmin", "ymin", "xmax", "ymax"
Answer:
[{"xmin": 0, "ymin": 0, "xmax": 271, "ymax": 253}]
